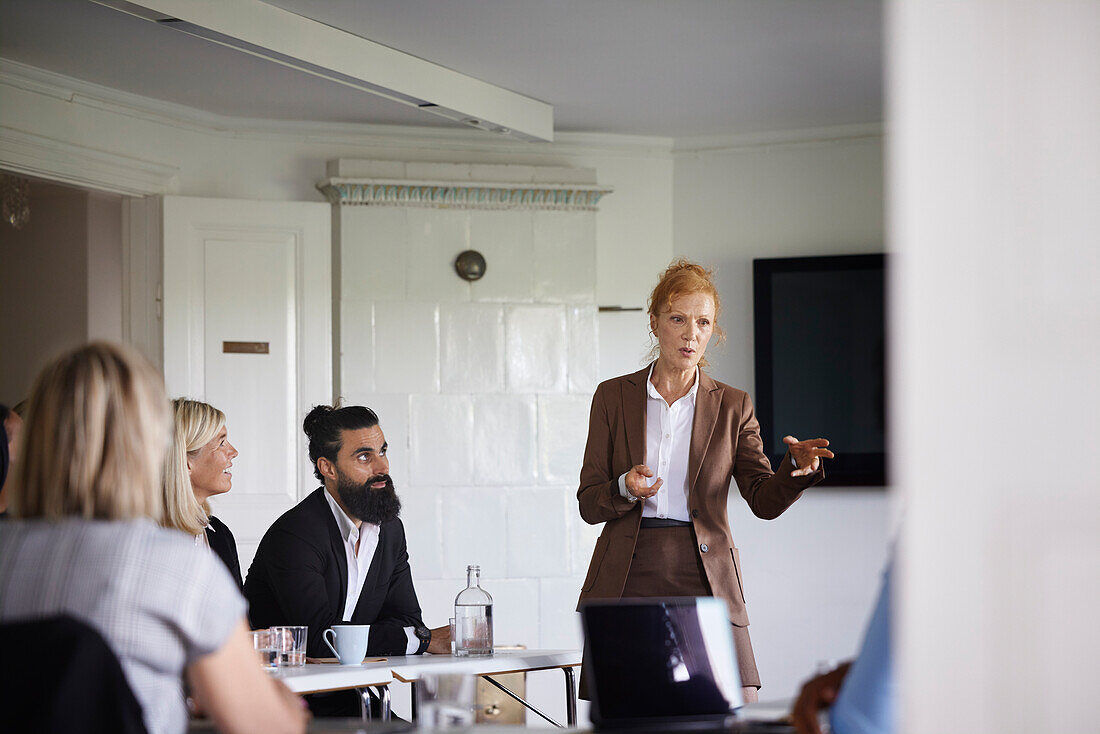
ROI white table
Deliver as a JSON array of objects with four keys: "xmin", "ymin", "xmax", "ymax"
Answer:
[
  {"xmin": 269, "ymin": 649, "xmax": 582, "ymax": 727},
  {"xmin": 270, "ymin": 661, "xmax": 394, "ymax": 720},
  {"xmin": 387, "ymin": 649, "xmax": 581, "ymax": 727}
]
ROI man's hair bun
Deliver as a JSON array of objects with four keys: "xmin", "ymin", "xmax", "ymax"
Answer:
[
  {"xmin": 302, "ymin": 403, "xmax": 336, "ymax": 440},
  {"xmin": 302, "ymin": 403, "xmax": 379, "ymax": 482}
]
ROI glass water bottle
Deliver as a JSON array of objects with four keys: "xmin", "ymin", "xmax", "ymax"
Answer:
[{"xmin": 454, "ymin": 565, "xmax": 493, "ymax": 657}]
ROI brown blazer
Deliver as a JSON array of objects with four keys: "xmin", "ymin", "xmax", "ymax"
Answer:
[{"xmin": 576, "ymin": 365, "xmax": 823, "ymax": 627}]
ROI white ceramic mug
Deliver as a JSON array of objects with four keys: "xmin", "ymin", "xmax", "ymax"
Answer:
[{"xmin": 323, "ymin": 624, "xmax": 370, "ymax": 665}]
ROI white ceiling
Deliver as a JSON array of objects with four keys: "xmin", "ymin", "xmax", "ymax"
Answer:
[{"xmin": 0, "ymin": 0, "xmax": 883, "ymax": 139}]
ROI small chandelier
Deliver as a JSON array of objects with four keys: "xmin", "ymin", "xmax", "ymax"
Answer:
[{"xmin": 1, "ymin": 174, "xmax": 31, "ymax": 230}]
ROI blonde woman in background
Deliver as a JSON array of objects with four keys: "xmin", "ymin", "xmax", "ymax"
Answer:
[
  {"xmin": 0, "ymin": 342, "xmax": 307, "ymax": 734},
  {"xmin": 164, "ymin": 398, "xmax": 243, "ymax": 589}
]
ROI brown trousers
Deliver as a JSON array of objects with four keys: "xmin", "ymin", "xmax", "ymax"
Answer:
[{"xmin": 580, "ymin": 524, "xmax": 761, "ymax": 699}]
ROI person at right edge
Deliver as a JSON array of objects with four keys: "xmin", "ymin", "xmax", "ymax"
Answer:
[{"xmin": 576, "ymin": 259, "xmax": 834, "ymax": 704}]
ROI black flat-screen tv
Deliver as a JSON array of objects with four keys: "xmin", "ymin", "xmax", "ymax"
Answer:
[{"xmin": 753, "ymin": 254, "xmax": 886, "ymax": 487}]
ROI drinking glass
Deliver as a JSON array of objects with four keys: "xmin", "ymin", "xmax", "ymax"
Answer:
[
  {"xmin": 417, "ymin": 673, "xmax": 476, "ymax": 729},
  {"xmin": 272, "ymin": 625, "xmax": 307, "ymax": 667},
  {"xmin": 251, "ymin": 629, "xmax": 279, "ymax": 669}
]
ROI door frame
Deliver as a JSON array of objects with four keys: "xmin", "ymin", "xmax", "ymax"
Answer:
[{"xmin": 162, "ymin": 195, "xmax": 332, "ymax": 503}]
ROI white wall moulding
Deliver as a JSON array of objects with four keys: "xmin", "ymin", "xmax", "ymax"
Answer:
[
  {"xmin": 318, "ymin": 178, "xmax": 613, "ymax": 212},
  {"xmin": 0, "ymin": 126, "xmax": 178, "ymax": 196},
  {"xmin": 91, "ymin": 0, "xmax": 554, "ymax": 142},
  {"xmin": 672, "ymin": 122, "xmax": 886, "ymax": 154},
  {"xmin": 0, "ymin": 60, "xmax": 670, "ymax": 159}
]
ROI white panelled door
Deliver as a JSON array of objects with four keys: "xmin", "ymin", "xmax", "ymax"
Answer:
[{"xmin": 162, "ymin": 196, "xmax": 331, "ymax": 571}]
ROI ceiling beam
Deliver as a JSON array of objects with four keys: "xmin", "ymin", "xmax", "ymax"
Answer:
[{"xmin": 90, "ymin": 0, "xmax": 554, "ymax": 142}]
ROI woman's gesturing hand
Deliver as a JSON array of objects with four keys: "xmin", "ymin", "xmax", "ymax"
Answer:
[
  {"xmin": 625, "ymin": 464, "xmax": 663, "ymax": 500},
  {"xmin": 783, "ymin": 436, "xmax": 835, "ymax": 478}
]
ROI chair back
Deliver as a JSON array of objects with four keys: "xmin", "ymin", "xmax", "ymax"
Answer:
[{"xmin": 0, "ymin": 614, "xmax": 147, "ymax": 734}]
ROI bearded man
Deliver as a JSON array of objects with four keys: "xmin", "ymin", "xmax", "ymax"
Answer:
[{"xmin": 245, "ymin": 404, "xmax": 448, "ymax": 714}]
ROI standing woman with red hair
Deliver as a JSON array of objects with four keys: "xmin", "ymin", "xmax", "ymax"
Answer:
[{"xmin": 577, "ymin": 259, "xmax": 833, "ymax": 703}]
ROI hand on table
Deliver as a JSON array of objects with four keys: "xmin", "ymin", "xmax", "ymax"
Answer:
[
  {"xmin": 783, "ymin": 436, "xmax": 834, "ymax": 478},
  {"xmin": 790, "ymin": 662, "xmax": 851, "ymax": 734},
  {"xmin": 427, "ymin": 624, "xmax": 452, "ymax": 655},
  {"xmin": 625, "ymin": 464, "xmax": 662, "ymax": 501}
]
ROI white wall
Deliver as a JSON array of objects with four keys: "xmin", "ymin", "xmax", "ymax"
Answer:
[
  {"xmin": 672, "ymin": 135, "xmax": 893, "ymax": 700},
  {"xmin": 0, "ymin": 180, "xmax": 121, "ymax": 403},
  {"xmin": 891, "ymin": 2, "xmax": 1099, "ymax": 731},
  {"xmin": 0, "ymin": 181, "xmax": 86, "ymax": 403},
  {"xmin": 86, "ymin": 191, "xmax": 124, "ymax": 342}
]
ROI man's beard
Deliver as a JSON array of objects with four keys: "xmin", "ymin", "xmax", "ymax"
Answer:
[{"xmin": 335, "ymin": 472, "xmax": 401, "ymax": 525}]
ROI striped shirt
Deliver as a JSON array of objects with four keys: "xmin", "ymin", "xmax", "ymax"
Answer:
[{"xmin": 0, "ymin": 518, "xmax": 246, "ymax": 734}]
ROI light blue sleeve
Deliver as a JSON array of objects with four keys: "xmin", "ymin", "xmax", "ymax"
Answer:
[{"xmin": 829, "ymin": 560, "xmax": 895, "ymax": 734}]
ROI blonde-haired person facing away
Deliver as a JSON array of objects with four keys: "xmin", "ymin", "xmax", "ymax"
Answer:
[
  {"xmin": 0, "ymin": 342, "xmax": 307, "ymax": 734},
  {"xmin": 163, "ymin": 398, "xmax": 243, "ymax": 589}
]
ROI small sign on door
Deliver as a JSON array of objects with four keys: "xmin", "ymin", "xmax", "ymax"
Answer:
[{"xmin": 223, "ymin": 341, "xmax": 270, "ymax": 354}]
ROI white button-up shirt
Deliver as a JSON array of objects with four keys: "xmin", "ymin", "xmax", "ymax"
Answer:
[
  {"xmin": 619, "ymin": 365, "xmax": 699, "ymax": 521},
  {"xmin": 323, "ymin": 490, "xmax": 420, "ymax": 654}
]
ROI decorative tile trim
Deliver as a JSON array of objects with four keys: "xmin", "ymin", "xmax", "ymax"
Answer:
[{"xmin": 318, "ymin": 178, "xmax": 612, "ymax": 211}]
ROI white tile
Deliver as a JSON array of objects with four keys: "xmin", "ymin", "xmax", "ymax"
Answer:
[
  {"xmin": 538, "ymin": 577, "xmax": 586, "ymax": 649},
  {"xmin": 329, "ymin": 159, "xmax": 406, "ymax": 178},
  {"xmin": 532, "ymin": 211, "xmax": 596, "ymax": 303},
  {"xmin": 505, "ymin": 305, "xmax": 568, "ymax": 393},
  {"xmin": 440, "ymin": 304, "xmax": 504, "ymax": 393},
  {"xmin": 486, "ymin": 578, "xmax": 541, "ymax": 649},
  {"xmin": 567, "ymin": 305, "xmax": 599, "ymax": 394},
  {"xmin": 411, "ymin": 578, "xmax": 464, "ymax": 629},
  {"xmin": 568, "ymin": 501, "xmax": 604, "ymax": 577},
  {"xmin": 441, "ymin": 487, "xmax": 506, "ymax": 579},
  {"xmin": 525, "ymin": 671, "xmax": 588, "ymax": 728},
  {"xmin": 530, "ymin": 166, "xmax": 598, "ymax": 185},
  {"xmin": 406, "ymin": 162, "xmax": 472, "ymax": 181},
  {"xmin": 400, "ymin": 485, "xmax": 443, "ymax": 581},
  {"xmin": 506, "ymin": 487, "xmax": 571, "ymax": 578},
  {"xmin": 339, "ymin": 299, "xmax": 373, "ymax": 396},
  {"xmin": 410, "ymin": 395, "xmax": 473, "ymax": 487},
  {"xmin": 406, "ymin": 209, "xmax": 472, "ymax": 302},
  {"xmin": 468, "ymin": 210, "xmax": 535, "ymax": 303},
  {"xmin": 349, "ymin": 394, "xmax": 409, "ymax": 491},
  {"xmin": 473, "ymin": 396, "xmax": 538, "ymax": 486},
  {"xmin": 468, "ymin": 164, "xmax": 536, "ymax": 183},
  {"xmin": 597, "ymin": 310, "xmax": 654, "ymax": 383},
  {"xmin": 339, "ymin": 207, "xmax": 407, "ymax": 301},
  {"xmin": 538, "ymin": 396, "xmax": 592, "ymax": 485},
  {"xmin": 374, "ymin": 301, "xmax": 439, "ymax": 393}
]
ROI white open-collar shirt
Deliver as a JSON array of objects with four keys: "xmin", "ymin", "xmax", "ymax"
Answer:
[
  {"xmin": 323, "ymin": 489, "xmax": 419, "ymax": 653},
  {"xmin": 618, "ymin": 364, "xmax": 699, "ymax": 522}
]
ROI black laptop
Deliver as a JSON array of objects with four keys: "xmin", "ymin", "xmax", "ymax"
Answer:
[{"xmin": 581, "ymin": 597, "xmax": 793, "ymax": 733}]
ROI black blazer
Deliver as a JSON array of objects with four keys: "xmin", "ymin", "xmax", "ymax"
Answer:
[
  {"xmin": 205, "ymin": 515, "xmax": 243, "ymax": 591},
  {"xmin": 244, "ymin": 488, "xmax": 425, "ymax": 659}
]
